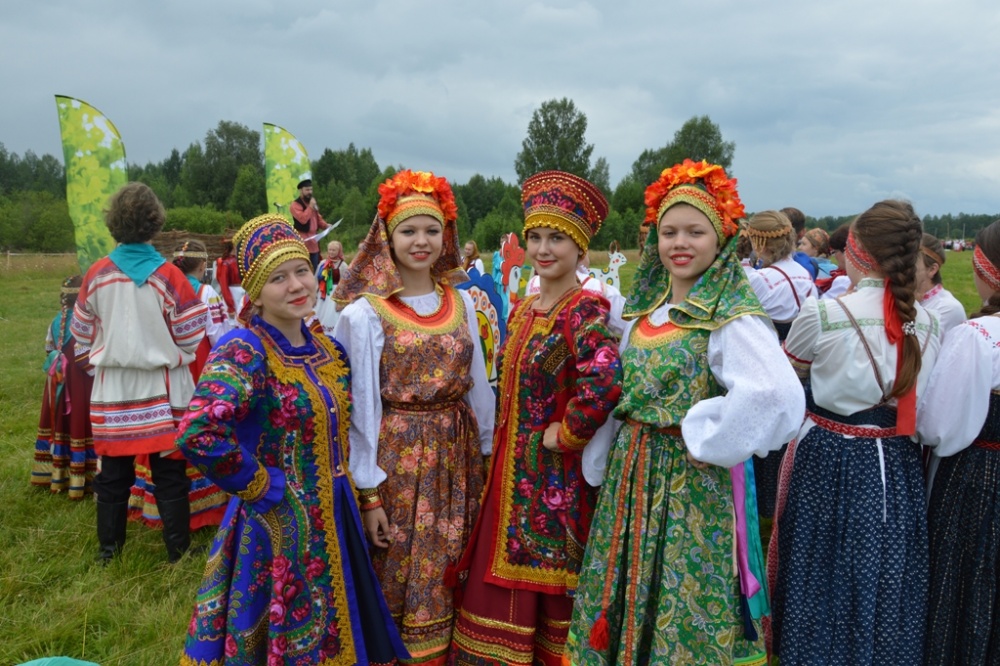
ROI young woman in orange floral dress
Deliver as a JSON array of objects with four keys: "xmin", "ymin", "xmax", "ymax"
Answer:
[{"xmin": 333, "ymin": 170, "xmax": 495, "ymax": 666}]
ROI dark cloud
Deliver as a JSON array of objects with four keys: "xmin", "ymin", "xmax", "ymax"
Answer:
[{"xmin": 3, "ymin": 0, "xmax": 1000, "ymax": 216}]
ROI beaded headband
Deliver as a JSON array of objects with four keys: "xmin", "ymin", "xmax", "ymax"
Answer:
[
  {"xmin": 60, "ymin": 287, "xmax": 80, "ymax": 294},
  {"xmin": 656, "ymin": 185, "xmax": 729, "ymax": 243},
  {"xmin": 645, "ymin": 160, "xmax": 744, "ymax": 242},
  {"xmin": 522, "ymin": 170, "xmax": 608, "ymax": 252},
  {"xmin": 387, "ymin": 193, "xmax": 444, "ymax": 233},
  {"xmin": 846, "ymin": 230, "xmax": 878, "ymax": 273},
  {"xmin": 974, "ymin": 244, "xmax": 1000, "ymax": 293},
  {"xmin": 233, "ymin": 214, "xmax": 311, "ymax": 302},
  {"xmin": 378, "ymin": 170, "xmax": 457, "ymax": 235},
  {"xmin": 173, "ymin": 250, "xmax": 208, "ymax": 259},
  {"xmin": 742, "ymin": 225, "xmax": 791, "ymax": 240}
]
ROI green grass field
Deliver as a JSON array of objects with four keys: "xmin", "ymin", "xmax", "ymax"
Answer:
[
  {"xmin": 0, "ymin": 249, "xmax": 979, "ymax": 664},
  {"xmin": 0, "ymin": 254, "xmax": 211, "ymax": 666}
]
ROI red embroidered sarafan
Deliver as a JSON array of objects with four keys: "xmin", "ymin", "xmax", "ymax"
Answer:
[{"xmin": 463, "ymin": 289, "xmax": 623, "ymax": 595}]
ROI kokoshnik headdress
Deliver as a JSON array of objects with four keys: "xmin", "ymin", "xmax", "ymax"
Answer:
[
  {"xmin": 233, "ymin": 213, "xmax": 311, "ymax": 304},
  {"xmin": 333, "ymin": 169, "xmax": 466, "ymax": 305},
  {"xmin": 521, "ymin": 171, "xmax": 608, "ymax": 252},
  {"xmin": 625, "ymin": 159, "xmax": 764, "ymax": 328}
]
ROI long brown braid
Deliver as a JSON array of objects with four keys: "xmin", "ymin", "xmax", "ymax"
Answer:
[{"xmin": 852, "ymin": 200, "xmax": 923, "ymax": 397}]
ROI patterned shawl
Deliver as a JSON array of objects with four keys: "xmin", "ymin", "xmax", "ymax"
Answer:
[{"xmin": 623, "ymin": 229, "xmax": 765, "ymax": 331}]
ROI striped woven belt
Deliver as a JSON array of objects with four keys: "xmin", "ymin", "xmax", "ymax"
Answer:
[
  {"xmin": 973, "ymin": 439, "xmax": 1000, "ymax": 451},
  {"xmin": 384, "ymin": 399, "xmax": 462, "ymax": 413},
  {"xmin": 807, "ymin": 411, "xmax": 897, "ymax": 438}
]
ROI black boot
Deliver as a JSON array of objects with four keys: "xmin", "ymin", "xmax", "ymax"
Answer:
[
  {"xmin": 96, "ymin": 499, "xmax": 128, "ymax": 565},
  {"xmin": 158, "ymin": 497, "xmax": 191, "ymax": 563}
]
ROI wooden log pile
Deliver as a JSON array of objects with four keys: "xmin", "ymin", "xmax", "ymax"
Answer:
[{"xmin": 151, "ymin": 230, "xmax": 239, "ymax": 263}]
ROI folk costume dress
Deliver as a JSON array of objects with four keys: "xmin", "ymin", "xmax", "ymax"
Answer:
[
  {"xmin": 919, "ymin": 315, "xmax": 1000, "ymax": 665},
  {"xmin": 130, "ymin": 276, "xmax": 231, "ymax": 530},
  {"xmin": 32, "ymin": 306, "xmax": 96, "ymax": 498},
  {"xmin": 920, "ymin": 283, "xmax": 966, "ymax": 335},
  {"xmin": 71, "ymin": 246, "xmax": 207, "ymax": 457},
  {"xmin": 315, "ymin": 256, "xmax": 346, "ymax": 336},
  {"xmin": 215, "ymin": 252, "xmax": 242, "ymax": 319},
  {"xmin": 333, "ymin": 206, "xmax": 496, "ymax": 666},
  {"xmin": 449, "ymin": 169, "xmax": 622, "ymax": 666},
  {"xmin": 449, "ymin": 286, "xmax": 623, "ymax": 666},
  {"xmin": 768, "ymin": 278, "xmax": 941, "ymax": 666},
  {"xmin": 564, "ymin": 238, "xmax": 804, "ymax": 666},
  {"xmin": 178, "ymin": 315, "xmax": 407, "ymax": 666}
]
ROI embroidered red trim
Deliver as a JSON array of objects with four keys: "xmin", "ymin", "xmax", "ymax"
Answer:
[{"xmin": 808, "ymin": 411, "xmax": 897, "ymax": 438}]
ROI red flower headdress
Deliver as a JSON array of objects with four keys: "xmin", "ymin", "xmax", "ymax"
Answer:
[
  {"xmin": 643, "ymin": 159, "xmax": 745, "ymax": 239},
  {"xmin": 377, "ymin": 169, "xmax": 458, "ymax": 229}
]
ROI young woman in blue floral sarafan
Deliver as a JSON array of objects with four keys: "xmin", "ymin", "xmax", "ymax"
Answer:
[{"xmin": 178, "ymin": 214, "xmax": 407, "ymax": 666}]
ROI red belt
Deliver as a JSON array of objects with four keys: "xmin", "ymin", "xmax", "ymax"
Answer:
[
  {"xmin": 974, "ymin": 439, "xmax": 1000, "ymax": 451},
  {"xmin": 808, "ymin": 411, "xmax": 897, "ymax": 438}
]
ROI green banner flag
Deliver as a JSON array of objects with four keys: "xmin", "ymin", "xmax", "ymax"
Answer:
[
  {"xmin": 263, "ymin": 123, "xmax": 311, "ymax": 224},
  {"xmin": 54, "ymin": 95, "xmax": 126, "ymax": 273}
]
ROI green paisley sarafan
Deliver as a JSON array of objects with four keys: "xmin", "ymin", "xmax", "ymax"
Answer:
[
  {"xmin": 54, "ymin": 96, "xmax": 125, "ymax": 273},
  {"xmin": 263, "ymin": 123, "xmax": 311, "ymax": 224}
]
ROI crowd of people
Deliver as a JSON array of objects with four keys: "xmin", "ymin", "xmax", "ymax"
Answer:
[{"xmin": 28, "ymin": 161, "xmax": 1000, "ymax": 665}]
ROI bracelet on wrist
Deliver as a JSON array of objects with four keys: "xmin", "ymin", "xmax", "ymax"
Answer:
[{"xmin": 357, "ymin": 487, "xmax": 382, "ymax": 511}]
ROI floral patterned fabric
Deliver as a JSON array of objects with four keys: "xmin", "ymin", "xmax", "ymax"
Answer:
[
  {"xmin": 359, "ymin": 286, "xmax": 486, "ymax": 665},
  {"xmin": 178, "ymin": 317, "xmax": 406, "ymax": 666},
  {"xmin": 565, "ymin": 320, "xmax": 766, "ymax": 666},
  {"xmin": 449, "ymin": 289, "xmax": 622, "ymax": 666}
]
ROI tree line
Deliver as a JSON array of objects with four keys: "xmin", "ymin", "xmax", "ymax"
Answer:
[{"xmin": 2, "ymin": 101, "xmax": 995, "ymax": 255}]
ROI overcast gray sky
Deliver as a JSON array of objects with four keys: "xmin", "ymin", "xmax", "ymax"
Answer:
[{"xmin": 3, "ymin": 0, "xmax": 999, "ymax": 216}]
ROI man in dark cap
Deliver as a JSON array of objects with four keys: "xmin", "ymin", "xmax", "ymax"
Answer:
[{"xmin": 290, "ymin": 179, "xmax": 330, "ymax": 270}]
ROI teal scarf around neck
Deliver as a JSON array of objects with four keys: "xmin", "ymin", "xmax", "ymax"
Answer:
[{"xmin": 108, "ymin": 243, "xmax": 166, "ymax": 286}]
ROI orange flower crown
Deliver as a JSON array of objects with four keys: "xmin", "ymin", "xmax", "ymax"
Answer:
[
  {"xmin": 644, "ymin": 159, "xmax": 745, "ymax": 238},
  {"xmin": 377, "ymin": 169, "xmax": 458, "ymax": 226}
]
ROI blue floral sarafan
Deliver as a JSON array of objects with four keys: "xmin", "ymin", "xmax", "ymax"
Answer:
[{"xmin": 178, "ymin": 317, "xmax": 406, "ymax": 666}]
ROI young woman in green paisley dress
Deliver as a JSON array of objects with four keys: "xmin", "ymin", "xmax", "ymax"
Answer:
[{"xmin": 564, "ymin": 161, "xmax": 805, "ymax": 666}]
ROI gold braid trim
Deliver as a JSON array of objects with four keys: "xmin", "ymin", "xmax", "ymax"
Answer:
[
  {"xmin": 742, "ymin": 226, "xmax": 791, "ymax": 239},
  {"xmin": 258, "ymin": 329, "xmax": 357, "ymax": 663},
  {"xmin": 524, "ymin": 212, "xmax": 590, "ymax": 252},
  {"xmin": 236, "ymin": 463, "xmax": 270, "ymax": 503}
]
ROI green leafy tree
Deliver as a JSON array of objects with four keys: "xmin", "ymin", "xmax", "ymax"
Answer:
[
  {"xmin": 180, "ymin": 121, "xmax": 263, "ymax": 210},
  {"xmin": 623, "ymin": 115, "xmax": 736, "ymax": 213},
  {"xmin": 473, "ymin": 210, "xmax": 523, "ymax": 251},
  {"xmin": 227, "ymin": 163, "xmax": 268, "ymax": 219},
  {"xmin": 313, "ymin": 143, "xmax": 382, "ymax": 192},
  {"xmin": 589, "ymin": 156, "xmax": 611, "ymax": 197},
  {"xmin": 611, "ymin": 174, "xmax": 645, "ymax": 216},
  {"xmin": 514, "ymin": 98, "xmax": 594, "ymax": 182},
  {"xmin": 0, "ymin": 191, "xmax": 74, "ymax": 252},
  {"xmin": 455, "ymin": 174, "xmax": 517, "ymax": 229}
]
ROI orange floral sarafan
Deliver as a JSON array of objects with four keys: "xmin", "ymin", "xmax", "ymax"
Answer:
[
  {"xmin": 644, "ymin": 159, "xmax": 745, "ymax": 237},
  {"xmin": 377, "ymin": 169, "xmax": 458, "ymax": 223}
]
